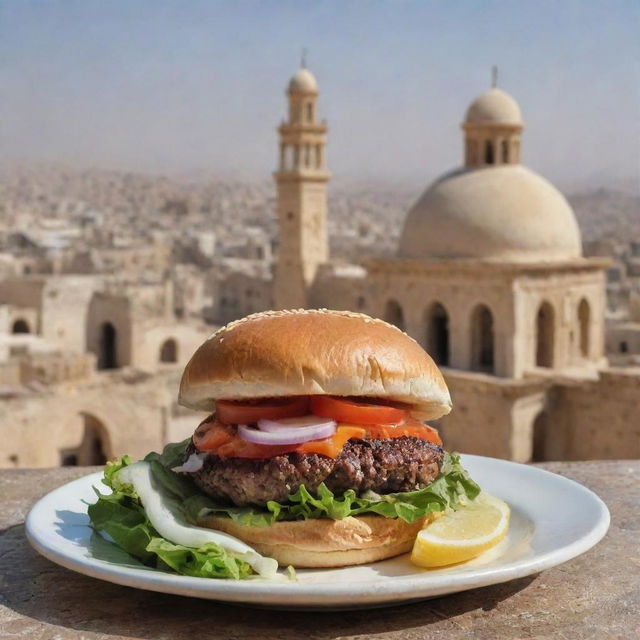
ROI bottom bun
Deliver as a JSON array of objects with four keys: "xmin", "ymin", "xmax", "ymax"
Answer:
[{"xmin": 197, "ymin": 512, "xmax": 441, "ymax": 568}]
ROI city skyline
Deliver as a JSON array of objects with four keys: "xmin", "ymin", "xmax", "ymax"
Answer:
[{"xmin": 1, "ymin": 0, "xmax": 639, "ymax": 190}]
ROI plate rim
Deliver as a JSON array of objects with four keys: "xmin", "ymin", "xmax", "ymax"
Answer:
[{"xmin": 25, "ymin": 454, "xmax": 611, "ymax": 605}]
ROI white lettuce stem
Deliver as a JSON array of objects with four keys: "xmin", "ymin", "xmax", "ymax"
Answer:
[{"xmin": 117, "ymin": 461, "xmax": 278, "ymax": 578}]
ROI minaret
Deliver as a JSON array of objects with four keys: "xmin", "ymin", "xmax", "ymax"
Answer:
[
  {"xmin": 273, "ymin": 61, "xmax": 330, "ymax": 310},
  {"xmin": 462, "ymin": 68, "xmax": 524, "ymax": 168}
]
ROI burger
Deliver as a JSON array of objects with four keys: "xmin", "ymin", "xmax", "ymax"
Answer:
[
  {"xmin": 172, "ymin": 309, "xmax": 479, "ymax": 568},
  {"xmin": 88, "ymin": 308, "xmax": 480, "ymax": 578}
]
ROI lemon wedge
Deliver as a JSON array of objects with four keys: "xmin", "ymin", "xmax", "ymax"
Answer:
[{"xmin": 411, "ymin": 493, "xmax": 510, "ymax": 568}]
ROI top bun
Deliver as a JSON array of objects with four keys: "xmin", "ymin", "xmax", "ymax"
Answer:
[{"xmin": 179, "ymin": 309, "xmax": 452, "ymax": 420}]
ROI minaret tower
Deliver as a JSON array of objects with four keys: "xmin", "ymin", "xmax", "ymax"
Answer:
[{"xmin": 274, "ymin": 60, "xmax": 330, "ymax": 310}]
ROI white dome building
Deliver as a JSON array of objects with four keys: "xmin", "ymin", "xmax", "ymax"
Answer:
[
  {"xmin": 358, "ymin": 84, "xmax": 609, "ymax": 461},
  {"xmin": 399, "ymin": 166, "xmax": 582, "ymax": 262},
  {"xmin": 400, "ymin": 87, "xmax": 582, "ymax": 262},
  {"xmin": 465, "ymin": 87, "xmax": 522, "ymax": 125},
  {"xmin": 288, "ymin": 68, "xmax": 318, "ymax": 94}
]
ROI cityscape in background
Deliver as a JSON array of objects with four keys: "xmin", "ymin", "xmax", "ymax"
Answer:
[{"xmin": 1, "ymin": 1, "xmax": 639, "ymax": 469}]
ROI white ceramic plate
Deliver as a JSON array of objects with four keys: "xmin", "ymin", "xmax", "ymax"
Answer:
[{"xmin": 26, "ymin": 455, "xmax": 609, "ymax": 609}]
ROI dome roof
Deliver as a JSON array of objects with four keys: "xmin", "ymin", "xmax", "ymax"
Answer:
[
  {"xmin": 288, "ymin": 68, "xmax": 318, "ymax": 94},
  {"xmin": 398, "ymin": 165, "xmax": 582, "ymax": 262},
  {"xmin": 465, "ymin": 88, "xmax": 522, "ymax": 125}
]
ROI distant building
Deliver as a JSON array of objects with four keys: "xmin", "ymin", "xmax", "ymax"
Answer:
[
  {"xmin": 0, "ymin": 274, "xmax": 210, "ymax": 468},
  {"xmin": 272, "ymin": 67, "xmax": 639, "ymax": 462}
]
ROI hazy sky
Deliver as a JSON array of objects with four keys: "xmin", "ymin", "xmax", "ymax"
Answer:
[{"xmin": 2, "ymin": 0, "xmax": 639, "ymax": 190}]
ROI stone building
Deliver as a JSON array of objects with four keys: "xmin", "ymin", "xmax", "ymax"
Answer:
[
  {"xmin": 273, "ymin": 67, "xmax": 640, "ymax": 462},
  {"xmin": 0, "ymin": 271, "xmax": 210, "ymax": 468},
  {"xmin": 0, "ymin": 275, "xmax": 208, "ymax": 374}
]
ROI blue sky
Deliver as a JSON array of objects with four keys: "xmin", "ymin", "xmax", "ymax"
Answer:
[{"xmin": 1, "ymin": 0, "xmax": 638, "ymax": 189}]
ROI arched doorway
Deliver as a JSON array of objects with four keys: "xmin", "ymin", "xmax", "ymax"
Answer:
[
  {"xmin": 384, "ymin": 299, "xmax": 405, "ymax": 332},
  {"xmin": 471, "ymin": 304, "xmax": 494, "ymax": 373},
  {"xmin": 425, "ymin": 302, "xmax": 450, "ymax": 366},
  {"xmin": 12, "ymin": 318, "xmax": 30, "ymax": 334},
  {"xmin": 98, "ymin": 322, "xmax": 117, "ymax": 370},
  {"xmin": 536, "ymin": 302, "xmax": 555, "ymax": 368},
  {"xmin": 531, "ymin": 411, "xmax": 550, "ymax": 462},
  {"xmin": 60, "ymin": 413, "xmax": 110, "ymax": 466},
  {"xmin": 578, "ymin": 299, "xmax": 590, "ymax": 358},
  {"xmin": 160, "ymin": 338, "xmax": 178, "ymax": 363}
]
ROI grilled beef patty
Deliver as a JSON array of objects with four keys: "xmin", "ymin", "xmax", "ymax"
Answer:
[{"xmin": 185, "ymin": 437, "xmax": 444, "ymax": 507}]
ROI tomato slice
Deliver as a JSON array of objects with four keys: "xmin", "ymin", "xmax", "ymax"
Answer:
[
  {"xmin": 215, "ymin": 396, "xmax": 310, "ymax": 425},
  {"xmin": 310, "ymin": 396, "xmax": 408, "ymax": 426},
  {"xmin": 193, "ymin": 419, "xmax": 235, "ymax": 451}
]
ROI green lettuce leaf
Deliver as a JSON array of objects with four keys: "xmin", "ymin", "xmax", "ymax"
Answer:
[
  {"xmin": 87, "ymin": 453, "xmax": 254, "ymax": 579},
  {"xmin": 88, "ymin": 439, "xmax": 481, "ymax": 580},
  {"xmin": 146, "ymin": 539, "xmax": 253, "ymax": 580},
  {"xmin": 143, "ymin": 440, "xmax": 480, "ymax": 527}
]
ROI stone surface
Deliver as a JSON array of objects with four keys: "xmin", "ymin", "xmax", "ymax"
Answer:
[{"xmin": 0, "ymin": 461, "xmax": 638, "ymax": 640}]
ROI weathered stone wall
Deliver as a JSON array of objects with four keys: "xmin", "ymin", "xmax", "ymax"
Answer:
[
  {"xmin": 132, "ymin": 321, "xmax": 210, "ymax": 373},
  {"xmin": 0, "ymin": 277, "xmax": 46, "ymax": 309},
  {"xmin": 40, "ymin": 277, "xmax": 99, "ymax": 351},
  {"xmin": 18, "ymin": 351, "xmax": 95, "ymax": 385},
  {"xmin": 366, "ymin": 261, "xmax": 517, "ymax": 376},
  {"xmin": 439, "ymin": 366, "xmax": 640, "ymax": 463},
  {"xmin": 216, "ymin": 272, "xmax": 273, "ymax": 325},
  {"xmin": 514, "ymin": 267, "xmax": 607, "ymax": 376},
  {"xmin": 0, "ymin": 371, "xmax": 179, "ymax": 468},
  {"xmin": 546, "ymin": 367, "xmax": 640, "ymax": 460},
  {"xmin": 310, "ymin": 270, "xmax": 369, "ymax": 314},
  {"xmin": 437, "ymin": 370, "xmax": 547, "ymax": 461}
]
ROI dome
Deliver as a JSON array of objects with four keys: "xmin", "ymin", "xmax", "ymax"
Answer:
[
  {"xmin": 465, "ymin": 88, "xmax": 522, "ymax": 125},
  {"xmin": 288, "ymin": 68, "xmax": 318, "ymax": 94},
  {"xmin": 398, "ymin": 165, "xmax": 582, "ymax": 262}
]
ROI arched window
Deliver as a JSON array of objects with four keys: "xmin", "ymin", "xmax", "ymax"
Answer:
[
  {"xmin": 502, "ymin": 139, "xmax": 509, "ymax": 163},
  {"xmin": 160, "ymin": 338, "xmax": 178, "ymax": 363},
  {"xmin": 384, "ymin": 299, "xmax": 405, "ymax": 332},
  {"xmin": 98, "ymin": 322, "xmax": 117, "ymax": 370},
  {"xmin": 61, "ymin": 413, "xmax": 110, "ymax": 466},
  {"xmin": 536, "ymin": 302, "xmax": 555, "ymax": 368},
  {"xmin": 531, "ymin": 411, "xmax": 549, "ymax": 462},
  {"xmin": 578, "ymin": 299, "xmax": 590, "ymax": 358},
  {"xmin": 12, "ymin": 319, "xmax": 30, "ymax": 334},
  {"xmin": 471, "ymin": 304, "xmax": 494, "ymax": 373},
  {"xmin": 306, "ymin": 102, "xmax": 313, "ymax": 122},
  {"xmin": 425, "ymin": 302, "xmax": 450, "ymax": 366},
  {"xmin": 315, "ymin": 144, "xmax": 322, "ymax": 168},
  {"xmin": 356, "ymin": 296, "xmax": 366, "ymax": 310},
  {"xmin": 484, "ymin": 141, "xmax": 494, "ymax": 165}
]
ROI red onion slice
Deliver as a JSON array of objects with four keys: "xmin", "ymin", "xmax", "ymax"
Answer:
[
  {"xmin": 238, "ymin": 418, "xmax": 337, "ymax": 445},
  {"xmin": 258, "ymin": 415, "xmax": 335, "ymax": 433}
]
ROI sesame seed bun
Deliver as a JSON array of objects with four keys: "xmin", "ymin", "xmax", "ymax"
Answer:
[{"xmin": 179, "ymin": 309, "xmax": 451, "ymax": 420}]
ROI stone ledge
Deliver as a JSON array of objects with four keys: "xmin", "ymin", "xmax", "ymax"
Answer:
[{"xmin": 1, "ymin": 460, "xmax": 638, "ymax": 639}]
